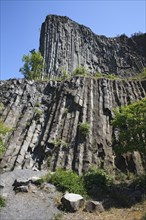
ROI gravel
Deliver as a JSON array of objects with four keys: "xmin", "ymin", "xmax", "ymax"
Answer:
[{"xmin": 0, "ymin": 169, "xmax": 61, "ymax": 220}]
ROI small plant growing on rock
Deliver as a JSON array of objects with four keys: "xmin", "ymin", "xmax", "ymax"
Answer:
[
  {"xmin": 0, "ymin": 196, "xmax": 6, "ymax": 208},
  {"xmin": 0, "ymin": 120, "xmax": 11, "ymax": 157},
  {"xmin": 72, "ymin": 67, "xmax": 88, "ymax": 76},
  {"xmin": 52, "ymin": 138, "xmax": 68, "ymax": 149},
  {"xmin": 63, "ymin": 108, "xmax": 68, "ymax": 116},
  {"xmin": 78, "ymin": 122, "xmax": 90, "ymax": 138},
  {"xmin": 52, "ymin": 213, "xmax": 63, "ymax": 220},
  {"xmin": 95, "ymin": 72, "xmax": 103, "ymax": 78},
  {"xmin": 0, "ymin": 102, "xmax": 5, "ymax": 116},
  {"xmin": 60, "ymin": 70, "xmax": 70, "ymax": 81},
  {"xmin": 34, "ymin": 109, "xmax": 42, "ymax": 122},
  {"xmin": 35, "ymin": 102, "xmax": 40, "ymax": 107}
]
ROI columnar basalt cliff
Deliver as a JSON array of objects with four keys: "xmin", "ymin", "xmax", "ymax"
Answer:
[
  {"xmin": 0, "ymin": 78, "xmax": 146, "ymax": 174},
  {"xmin": 39, "ymin": 15, "xmax": 146, "ymax": 78}
]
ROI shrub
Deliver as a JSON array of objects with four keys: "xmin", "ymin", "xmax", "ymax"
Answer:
[
  {"xmin": 50, "ymin": 169, "xmax": 86, "ymax": 196},
  {"xmin": 72, "ymin": 67, "xmax": 88, "ymax": 76},
  {"xmin": 0, "ymin": 139, "xmax": 6, "ymax": 157},
  {"xmin": 133, "ymin": 174, "xmax": 146, "ymax": 189},
  {"xmin": 112, "ymin": 98, "xmax": 146, "ymax": 154},
  {"xmin": 106, "ymin": 74, "xmax": 119, "ymax": 79},
  {"xmin": 141, "ymin": 213, "xmax": 146, "ymax": 220},
  {"xmin": 60, "ymin": 70, "xmax": 70, "ymax": 81},
  {"xmin": 78, "ymin": 122, "xmax": 90, "ymax": 138},
  {"xmin": 34, "ymin": 109, "xmax": 42, "ymax": 121},
  {"xmin": 95, "ymin": 72, "xmax": 103, "ymax": 78},
  {"xmin": 0, "ymin": 103, "xmax": 5, "ymax": 116},
  {"xmin": 0, "ymin": 120, "xmax": 11, "ymax": 157},
  {"xmin": 83, "ymin": 167, "xmax": 111, "ymax": 196},
  {"xmin": 0, "ymin": 196, "xmax": 6, "ymax": 208}
]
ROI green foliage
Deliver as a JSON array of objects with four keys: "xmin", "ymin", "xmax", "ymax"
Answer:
[
  {"xmin": 72, "ymin": 67, "xmax": 88, "ymax": 76},
  {"xmin": 36, "ymin": 172, "xmax": 52, "ymax": 185},
  {"xmin": 95, "ymin": 72, "xmax": 103, "ymax": 78},
  {"xmin": 60, "ymin": 70, "xmax": 70, "ymax": 81},
  {"xmin": 129, "ymin": 68, "xmax": 146, "ymax": 80},
  {"xmin": 83, "ymin": 167, "xmax": 111, "ymax": 196},
  {"xmin": 0, "ymin": 121, "xmax": 10, "ymax": 135},
  {"xmin": 106, "ymin": 74, "xmax": 119, "ymax": 79},
  {"xmin": 78, "ymin": 122, "xmax": 90, "ymax": 138},
  {"xmin": 0, "ymin": 103, "xmax": 5, "ymax": 116},
  {"xmin": 0, "ymin": 120, "xmax": 10, "ymax": 157},
  {"xmin": 52, "ymin": 213, "xmax": 63, "ymax": 220},
  {"xmin": 0, "ymin": 196, "xmax": 6, "ymax": 208},
  {"xmin": 141, "ymin": 213, "xmax": 146, "ymax": 220},
  {"xmin": 50, "ymin": 169, "xmax": 86, "ymax": 195},
  {"xmin": 95, "ymin": 72, "xmax": 119, "ymax": 79},
  {"xmin": 20, "ymin": 50, "xmax": 44, "ymax": 80},
  {"xmin": 112, "ymin": 98, "xmax": 146, "ymax": 154},
  {"xmin": 34, "ymin": 109, "xmax": 42, "ymax": 121},
  {"xmin": 136, "ymin": 67, "xmax": 146, "ymax": 80},
  {"xmin": 52, "ymin": 138, "xmax": 68, "ymax": 148},
  {"xmin": 35, "ymin": 102, "xmax": 40, "ymax": 107},
  {"xmin": 133, "ymin": 174, "xmax": 146, "ymax": 189},
  {"xmin": 0, "ymin": 139, "xmax": 6, "ymax": 157}
]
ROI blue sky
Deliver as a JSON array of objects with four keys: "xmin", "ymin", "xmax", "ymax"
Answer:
[{"xmin": 0, "ymin": 0, "xmax": 146, "ymax": 80}]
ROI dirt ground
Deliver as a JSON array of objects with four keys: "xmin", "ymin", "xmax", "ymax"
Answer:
[{"xmin": 62, "ymin": 200, "xmax": 146, "ymax": 220}]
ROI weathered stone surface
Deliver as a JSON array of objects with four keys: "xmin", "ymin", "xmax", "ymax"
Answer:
[
  {"xmin": 84, "ymin": 200, "xmax": 104, "ymax": 213},
  {"xmin": 15, "ymin": 185, "xmax": 29, "ymax": 193},
  {"xmin": 31, "ymin": 176, "xmax": 41, "ymax": 184},
  {"xmin": 13, "ymin": 178, "xmax": 30, "ymax": 187},
  {"xmin": 0, "ymin": 78, "xmax": 146, "ymax": 174},
  {"xmin": 61, "ymin": 193, "xmax": 85, "ymax": 212},
  {"xmin": 40, "ymin": 15, "xmax": 146, "ymax": 78},
  {"xmin": 42, "ymin": 183, "xmax": 56, "ymax": 193}
]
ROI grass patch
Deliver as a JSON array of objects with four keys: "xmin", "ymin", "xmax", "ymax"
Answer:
[
  {"xmin": 72, "ymin": 67, "xmax": 88, "ymax": 76},
  {"xmin": 78, "ymin": 122, "xmax": 90, "ymax": 138}
]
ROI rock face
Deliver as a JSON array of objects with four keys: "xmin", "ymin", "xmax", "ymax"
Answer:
[
  {"xmin": 39, "ymin": 15, "xmax": 146, "ymax": 78},
  {"xmin": 0, "ymin": 78, "xmax": 146, "ymax": 174}
]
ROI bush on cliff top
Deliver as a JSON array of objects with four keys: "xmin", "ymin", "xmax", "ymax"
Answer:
[{"xmin": 19, "ymin": 50, "xmax": 45, "ymax": 80}]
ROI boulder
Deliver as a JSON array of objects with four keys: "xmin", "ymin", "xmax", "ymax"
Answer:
[
  {"xmin": 84, "ymin": 200, "xmax": 104, "ymax": 213},
  {"xmin": 61, "ymin": 193, "xmax": 85, "ymax": 212},
  {"xmin": 15, "ymin": 185, "xmax": 29, "ymax": 193},
  {"xmin": 30, "ymin": 176, "xmax": 41, "ymax": 185},
  {"xmin": 42, "ymin": 183, "xmax": 56, "ymax": 193},
  {"xmin": 12, "ymin": 178, "xmax": 30, "ymax": 187}
]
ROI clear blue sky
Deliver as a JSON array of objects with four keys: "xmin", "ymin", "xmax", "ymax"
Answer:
[{"xmin": 0, "ymin": 0, "xmax": 146, "ymax": 80}]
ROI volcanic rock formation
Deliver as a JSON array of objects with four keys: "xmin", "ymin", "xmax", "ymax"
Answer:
[
  {"xmin": 0, "ymin": 78, "xmax": 146, "ymax": 174},
  {"xmin": 39, "ymin": 15, "xmax": 146, "ymax": 78},
  {"xmin": 0, "ymin": 15, "xmax": 146, "ymax": 175}
]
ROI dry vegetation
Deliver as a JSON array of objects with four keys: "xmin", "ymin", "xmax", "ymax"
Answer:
[{"xmin": 62, "ymin": 200, "xmax": 146, "ymax": 220}]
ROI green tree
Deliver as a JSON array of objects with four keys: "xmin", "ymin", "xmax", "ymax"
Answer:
[
  {"xmin": 20, "ymin": 50, "xmax": 45, "ymax": 80},
  {"xmin": 112, "ymin": 98, "xmax": 146, "ymax": 154}
]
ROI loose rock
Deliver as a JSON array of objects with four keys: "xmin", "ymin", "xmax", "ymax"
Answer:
[{"xmin": 61, "ymin": 193, "xmax": 85, "ymax": 212}]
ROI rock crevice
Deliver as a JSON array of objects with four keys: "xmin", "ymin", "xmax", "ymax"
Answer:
[
  {"xmin": 39, "ymin": 15, "xmax": 146, "ymax": 77},
  {"xmin": 0, "ymin": 78, "xmax": 146, "ymax": 174}
]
